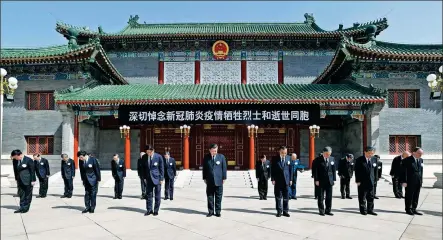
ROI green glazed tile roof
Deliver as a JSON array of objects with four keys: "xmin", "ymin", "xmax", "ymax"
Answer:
[
  {"xmin": 55, "ymin": 14, "xmax": 388, "ymax": 38},
  {"xmin": 55, "ymin": 83, "xmax": 385, "ymax": 105},
  {"xmin": 0, "ymin": 44, "xmax": 93, "ymax": 59}
]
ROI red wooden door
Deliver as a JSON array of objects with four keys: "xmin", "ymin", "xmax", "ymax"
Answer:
[
  {"xmin": 257, "ymin": 127, "xmax": 287, "ymax": 160},
  {"xmin": 202, "ymin": 125, "xmax": 239, "ymax": 169}
]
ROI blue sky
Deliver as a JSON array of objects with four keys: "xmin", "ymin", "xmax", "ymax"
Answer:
[{"xmin": 1, "ymin": 1, "xmax": 442, "ymax": 48}]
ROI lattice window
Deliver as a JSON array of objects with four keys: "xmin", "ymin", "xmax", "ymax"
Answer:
[
  {"xmin": 389, "ymin": 135, "xmax": 421, "ymax": 154},
  {"xmin": 387, "ymin": 90, "xmax": 420, "ymax": 108},
  {"xmin": 26, "ymin": 136, "xmax": 54, "ymax": 154},
  {"xmin": 27, "ymin": 92, "xmax": 55, "ymax": 110}
]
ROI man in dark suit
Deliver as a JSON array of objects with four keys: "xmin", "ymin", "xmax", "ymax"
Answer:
[
  {"xmin": 33, "ymin": 154, "xmax": 50, "ymax": 198},
  {"xmin": 78, "ymin": 151, "xmax": 101, "ymax": 214},
  {"xmin": 400, "ymin": 147, "xmax": 424, "ymax": 215},
  {"xmin": 255, "ymin": 155, "xmax": 271, "ymax": 200},
  {"xmin": 338, "ymin": 154, "xmax": 354, "ymax": 199},
  {"xmin": 312, "ymin": 146, "xmax": 336, "ymax": 216},
  {"xmin": 61, "ymin": 154, "xmax": 75, "ymax": 198},
  {"xmin": 312, "ymin": 153, "xmax": 322, "ymax": 199},
  {"xmin": 271, "ymin": 146, "xmax": 293, "ymax": 217},
  {"xmin": 390, "ymin": 151, "xmax": 410, "ymax": 198},
  {"xmin": 354, "ymin": 146, "xmax": 377, "ymax": 216},
  {"xmin": 137, "ymin": 152, "xmax": 147, "ymax": 199},
  {"xmin": 12, "ymin": 156, "xmax": 20, "ymax": 197},
  {"xmin": 163, "ymin": 152, "xmax": 176, "ymax": 200},
  {"xmin": 11, "ymin": 149, "xmax": 36, "ymax": 213},
  {"xmin": 141, "ymin": 145, "xmax": 164, "ymax": 216},
  {"xmin": 203, "ymin": 143, "xmax": 227, "ymax": 217},
  {"xmin": 288, "ymin": 153, "xmax": 303, "ymax": 200},
  {"xmin": 111, "ymin": 154, "xmax": 126, "ymax": 199},
  {"xmin": 372, "ymin": 155, "xmax": 383, "ymax": 199}
]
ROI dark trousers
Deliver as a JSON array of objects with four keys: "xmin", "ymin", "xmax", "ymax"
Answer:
[
  {"xmin": 358, "ymin": 186, "xmax": 374, "ymax": 213},
  {"xmin": 405, "ymin": 184, "xmax": 421, "ymax": 211},
  {"xmin": 258, "ymin": 178, "xmax": 268, "ymax": 199},
  {"xmin": 314, "ymin": 182, "xmax": 320, "ymax": 198},
  {"xmin": 140, "ymin": 177, "xmax": 146, "ymax": 197},
  {"xmin": 373, "ymin": 181, "xmax": 378, "ymax": 196},
  {"xmin": 206, "ymin": 185, "xmax": 223, "ymax": 214},
  {"xmin": 38, "ymin": 177, "xmax": 49, "ymax": 197},
  {"xmin": 18, "ymin": 184, "xmax": 33, "ymax": 212},
  {"xmin": 15, "ymin": 181, "xmax": 20, "ymax": 196},
  {"xmin": 146, "ymin": 180, "xmax": 161, "ymax": 213},
  {"xmin": 165, "ymin": 178, "xmax": 174, "ymax": 199},
  {"xmin": 340, "ymin": 178, "xmax": 351, "ymax": 197},
  {"xmin": 274, "ymin": 183, "xmax": 289, "ymax": 214},
  {"xmin": 63, "ymin": 178, "xmax": 74, "ymax": 197},
  {"xmin": 318, "ymin": 185, "xmax": 333, "ymax": 213},
  {"xmin": 84, "ymin": 182, "xmax": 98, "ymax": 210},
  {"xmin": 392, "ymin": 177, "xmax": 403, "ymax": 197},
  {"xmin": 114, "ymin": 178, "xmax": 124, "ymax": 197},
  {"xmin": 288, "ymin": 182, "xmax": 297, "ymax": 198}
]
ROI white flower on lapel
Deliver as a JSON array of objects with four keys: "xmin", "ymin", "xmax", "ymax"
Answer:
[
  {"xmin": 67, "ymin": 163, "xmax": 71, "ymax": 166},
  {"xmin": 88, "ymin": 164, "xmax": 92, "ymax": 168},
  {"xmin": 119, "ymin": 165, "xmax": 123, "ymax": 167},
  {"xmin": 372, "ymin": 163, "xmax": 376, "ymax": 167},
  {"xmin": 266, "ymin": 165, "xmax": 270, "ymax": 168},
  {"xmin": 421, "ymin": 163, "xmax": 424, "ymax": 167},
  {"xmin": 22, "ymin": 164, "xmax": 27, "ymax": 168},
  {"xmin": 287, "ymin": 161, "xmax": 290, "ymax": 165},
  {"xmin": 216, "ymin": 161, "xmax": 220, "ymax": 165},
  {"xmin": 378, "ymin": 166, "xmax": 381, "ymax": 169},
  {"xmin": 40, "ymin": 162, "xmax": 44, "ymax": 165},
  {"xmin": 170, "ymin": 163, "xmax": 173, "ymax": 166},
  {"xmin": 154, "ymin": 162, "xmax": 158, "ymax": 166},
  {"xmin": 295, "ymin": 162, "xmax": 298, "ymax": 165},
  {"xmin": 351, "ymin": 163, "xmax": 354, "ymax": 165},
  {"xmin": 330, "ymin": 161, "xmax": 335, "ymax": 165}
]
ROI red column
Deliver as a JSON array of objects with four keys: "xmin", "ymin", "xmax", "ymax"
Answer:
[
  {"xmin": 183, "ymin": 136, "xmax": 190, "ymax": 169},
  {"xmin": 195, "ymin": 60, "xmax": 200, "ymax": 84},
  {"xmin": 73, "ymin": 115, "xmax": 79, "ymax": 169},
  {"xmin": 278, "ymin": 60, "xmax": 284, "ymax": 84},
  {"xmin": 125, "ymin": 134, "xmax": 131, "ymax": 169},
  {"xmin": 158, "ymin": 61, "xmax": 164, "ymax": 84},
  {"xmin": 241, "ymin": 60, "xmax": 247, "ymax": 84},
  {"xmin": 309, "ymin": 135, "xmax": 315, "ymax": 169},
  {"xmin": 362, "ymin": 115, "xmax": 367, "ymax": 151},
  {"xmin": 249, "ymin": 134, "xmax": 255, "ymax": 170}
]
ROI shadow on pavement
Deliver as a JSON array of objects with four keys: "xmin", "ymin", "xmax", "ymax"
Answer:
[
  {"xmin": 162, "ymin": 208, "xmax": 207, "ymax": 215},
  {"xmin": 262, "ymin": 207, "xmax": 319, "ymax": 215},
  {"xmin": 52, "ymin": 205, "xmax": 85, "ymax": 211},
  {"xmin": 420, "ymin": 209, "xmax": 442, "ymax": 217},
  {"xmin": 108, "ymin": 206, "xmax": 145, "ymax": 214},
  {"xmin": 1, "ymin": 205, "xmax": 18, "ymax": 210}
]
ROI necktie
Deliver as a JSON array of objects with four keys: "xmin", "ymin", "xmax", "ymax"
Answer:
[
  {"xmin": 148, "ymin": 156, "xmax": 151, "ymax": 167},
  {"xmin": 416, "ymin": 158, "xmax": 419, "ymax": 166},
  {"xmin": 212, "ymin": 156, "xmax": 215, "ymax": 163}
]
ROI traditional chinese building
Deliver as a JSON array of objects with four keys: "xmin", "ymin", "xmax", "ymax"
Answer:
[{"xmin": 1, "ymin": 13, "xmax": 442, "ymax": 171}]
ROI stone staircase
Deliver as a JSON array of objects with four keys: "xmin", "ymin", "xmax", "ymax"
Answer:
[{"xmin": 183, "ymin": 170, "xmax": 253, "ymax": 188}]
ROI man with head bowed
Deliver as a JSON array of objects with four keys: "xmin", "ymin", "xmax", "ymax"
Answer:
[
  {"xmin": 203, "ymin": 144, "xmax": 227, "ymax": 217},
  {"xmin": 354, "ymin": 146, "xmax": 377, "ymax": 216},
  {"xmin": 141, "ymin": 145, "xmax": 164, "ymax": 216},
  {"xmin": 271, "ymin": 146, "xmax": 293, "ymax": 217},
  {"xmin": 400, "ymin": 147, "xmax": 424, "ymax": 216}
]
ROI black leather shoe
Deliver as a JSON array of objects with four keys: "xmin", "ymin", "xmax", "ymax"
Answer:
[
  {"xmin": 118, "ymin": 196, "xmax": 122, "ymax": 199},
  {"xmin": 401, "ymin": 196, "xmax": 405, "ymax": 198},
  {"xmin": 263, "ymin": 197, "xmax": 267, "ymax": 200},
  {"xmin": 36, "ymin": 195, "xmax": 42, "ymax": 198},
  {"xmin": 67, "ymin": 196, "xmax": 72, "ymax": 198},
  {"xmin": 276, "ymin": 213, "xmax": 282, "ymax": 217},
  {"xmin": 361, "ymin": 212, "xmax": 367, "ymax": 215},
  {"xmin": 14, "ymin": 209, "xmax": 22, "ymax": 214},
  {"xmin": 346, "ymin": 196, "xmax": 353, "ymax": 199},
  {"xmin": 395, "ymin": 196, "xmax": 402, "ymax": 199},
  {"xmin": 153, "ymin": 212, "xmax": 158, "ymax": 216},
  {"xmin": 319, "ymin": 212, "xmax": 325, "ymax": 216},
  {"xmin": 406, "ymin": 210, "xmax": 414, "ymax": 215},
  {"xmin": 82, "ymin": 209, "xmax": 89, "ymax": 214},
  {"xmin": 164, "ymin": 197, "xmax": 169, "ymax": 200},
  {"xmin": 60, "ymin": 195, "xmax": 66, "ymax": 198},
  {"xmin": 283, "ymin": 212, "xmax": 290, "ymax": 217},
  {"xmin": 412, "ymin": 210, "xmax": 423, "ymax": 215},
  {"xmin": 206, "ymin": 213, "xmax": 213, "ymax": 217},
  {"xmin": 374, "ymin": 196, "xmax": 379, "ymax": 199},
  {"xmin": 293, "ymin": 197, "xmax": 297, "ymax": 200},
  {"xmin": 341, "ymin": 196, "xmax": 345, "ymax": 199},
  {"xmin": 21, "ymin": 210, "xmax": 28, "ymax": 213},
  {"xmin": 368, "ymin": 212, "xmax": 377, "ymax": 216},
  {"xmin": 325, "ymin": 212, "xmax": 334, "ymax": 216},
  {"xmin": 89, "ymin": 209, "xmax": 95, "ymax": 213},
  {"xmin": 113, "ymin": 196, "xmax": 117, "ymax": 199},
  {"xmin": 215, "ymin": 213, "xmax": 221, "ymax": 217},
  {"xmin": 259, "ymin": 197, "xmax": 263, "ymax": 200},
  {"xmin": 144, "ymin": 211, "xmax": 153, "ymax": 216},
  {"xmin": 170, "ymin": 198, "xmax": 173, "ymax": 201}
]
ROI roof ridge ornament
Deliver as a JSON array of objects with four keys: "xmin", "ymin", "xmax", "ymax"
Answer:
[
  {"xmin": 304, "ymin": 13, "xmax": 315, "ymax": 24},
  {"xmin": 128, "ymin": 15, "xmax": 140, "ymax": 27},
  {"xmin": 365, "ymin": 25, "xmax": 378, "ymax": 44},
  {"xmin": 67, "ymin": 27, "xmax": 80, "ymax": 49}
]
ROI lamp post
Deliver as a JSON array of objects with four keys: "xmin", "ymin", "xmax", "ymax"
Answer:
[
  {"xmin": 308, "ymin": 125, "xmax": 320, "ymax": 169},
  {"xmin": 426, "ymin": 65, "xmax": 443, "ymax": 96},
  {"xmin": 1, "ymin": 68, "xmax": 18, "ymax": 160},
  {"xmin": 119, "ymin": 125, "xmax": 131, "ymax": 169},
  {"xmin": 247, "ymin": 124, "xmax": 259, "ymax": 170},
  {"xmin": 180, "ymin": 125, "xmax": 191, "ymax": 170}
]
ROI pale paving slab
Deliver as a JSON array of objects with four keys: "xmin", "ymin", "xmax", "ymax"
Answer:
[{"xmin": 1, "ymin": 170, "xmax": 442, "ymax": 240}]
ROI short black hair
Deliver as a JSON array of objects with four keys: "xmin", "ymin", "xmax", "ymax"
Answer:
[
  {"xmin": 61, "ymin": 154, "xmax": 68, "ymax": 158},
  {"xmin": 412, "ymin": 147, "xmax": 422, "ymax": 152},
  {"xmin": 209, "ymin": 144, "xmax": 218, "ymax": 149},
  {"xmin": 164, "ymin": 152, "xmax": 170, "ymax": 155},
  {"xmin": 77, "ymin": 150, "xmax": 88, "ymax": 157},
  {"xmin": 33, "ymin": 153, "xmax": 40, "ymax": 157},
  {"xmin": 365, "ymin": 146, "xmax": 376, "ymax": 152},
  {"xmin": 279, "ymin": 146, "xmax": 287, "ymax": 150},
  {"xmin": 260, "ymin": 155, "xmax": 266, "ymax": 159},
  {"xmin": 374, "ymin": 155, "xmax": 380, "ymax": 159},
  {"xmin": 346, "ymin": 154, "xmax": 354, "ymax": 159},
  {"xmin": 322, "ymin": 146, "xmax": 332, "ymax": 153},
  {"xmin": 113, "ymin": 153, "xmax": 119, "ymax": 157},
  {"xmin": 10, "ymin": 149, "xmax": 22, "ymax": 157},
  {"xmin": 145, "ymin": 145, "xmax": 154, "ymax": 151}
]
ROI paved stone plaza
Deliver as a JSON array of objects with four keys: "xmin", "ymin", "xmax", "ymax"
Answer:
[{"xmin": 1, "ymin": 170, "xmax": 442, "ymax": 240}]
